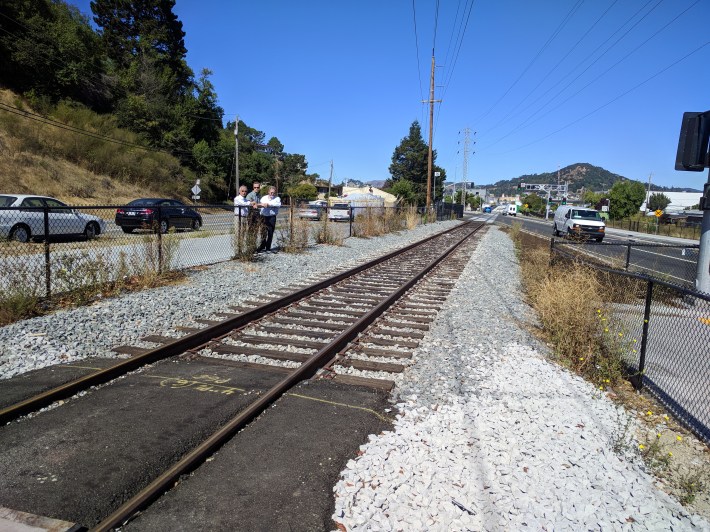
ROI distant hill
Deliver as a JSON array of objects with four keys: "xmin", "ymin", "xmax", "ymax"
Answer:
[{"xmin": 482, "ymin": 163, "xmax": 627, "ymax": 195}]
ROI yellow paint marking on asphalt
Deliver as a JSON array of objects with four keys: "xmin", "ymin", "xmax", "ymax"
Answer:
[
  {"xmin": 61, "ymin": 365, "xmax": 103, "ymax": 371},
  {"xmin": 700, "ymin": 317, "xmax": 710, "ymax": 326},
  {"xmin": 144, "ymin": 375, "xmax": 244, "ymax": 395},
  {"xmin": 287, "ymin": 393, "xmax": 394, "ymax": 423}
]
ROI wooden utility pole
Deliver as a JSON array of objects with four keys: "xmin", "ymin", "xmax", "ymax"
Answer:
[
  {"xmin": 644, "ymin": 172, "xmax": 654, "ymax": 215},
  {"xmin": 234, "ymin": 116, "xmax": 239, "ymax": 197},
  {"xmin": 423, "ymin": 51, "xmax": 441, "ymax": 211}
]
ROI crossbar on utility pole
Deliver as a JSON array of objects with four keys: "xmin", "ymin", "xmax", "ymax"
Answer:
[{"xmin": 423, "ymin": 51, "xmax": 441, "ymax": 212}]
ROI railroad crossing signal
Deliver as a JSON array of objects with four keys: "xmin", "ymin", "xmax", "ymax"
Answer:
[{"xmin": 655, "ymin": 210, "xmax": 663, "ymax": 217}]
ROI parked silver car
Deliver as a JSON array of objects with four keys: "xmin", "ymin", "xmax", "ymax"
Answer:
[
  {"xmin": 298, "ymin": 200, "xmax": 326, "ymax": 221},
  {"xmin": 0, "ymin": 194, "xmax": 107, "ymax": 243}
]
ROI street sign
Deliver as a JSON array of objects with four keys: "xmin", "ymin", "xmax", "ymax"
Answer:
[
  {"xmin": 192, "ymin": 195, "xmax": 201, "ymax": 201},
  {"xmin": 191, "ymin": 184, "xmax": 201, "ymax": 196},
  {"xmin": 655, "ymin": 210, "xmax": 663, "ymax": 217}
]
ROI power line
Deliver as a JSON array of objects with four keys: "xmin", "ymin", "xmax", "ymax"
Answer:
[
  {"xmin": 485, "ymin": 0, "xmax": 620, "ymax": 135},
  {"xmin": 494, "ymin": 39, "xmax": 710, "ymax": 154},
  {"xmin": 474, "ymin": 0, "xmax": 585, "ymax": 124},
  {"xmin": 485, "ymin": 0, "xmax": 664, "ymax": 142},
  {"xmin": 0, "ymin": 102, "xmax": 191, "ymax": 155},
  {"xmin": 433, "ymin": 0, "xmax": 441, "ymax": 51},
  {"xmin": 411, "ymin": 0, "xmax": 425, "ymax": 124},
  {"xmin": 481, "ymin": 0, "xmax": 698, "ymax": 151}
]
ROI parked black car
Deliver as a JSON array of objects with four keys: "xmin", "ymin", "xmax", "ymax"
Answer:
[{"xmin": 115, "ymin": 198, "xmax": 202, "ymax": 233}]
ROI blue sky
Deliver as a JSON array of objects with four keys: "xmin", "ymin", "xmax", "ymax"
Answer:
[{"xmin": 70, "ymin": 1, "xmax": 710, "ymax": 191}]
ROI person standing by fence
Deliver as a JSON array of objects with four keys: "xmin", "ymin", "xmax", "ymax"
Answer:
[
  {"xmin": 257, "ymin": 186, "xmax": 281, "ymax": 253},
  {"xmin": 234, "ymin": 186, "xmax": 250, "ymax": 220}
]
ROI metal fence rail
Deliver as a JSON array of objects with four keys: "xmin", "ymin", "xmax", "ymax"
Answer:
[
  {"xmin": 551, "ymin": 239, "xmax": 700, "ymax": 290},
  {"xmin": 607, "ymin": 218, "xmax": 702, "ymax": 240},
  {"xmin": 0, "ymin": 202, "xmax": 463, "ymax": 301},
  {"xmin": 551, "ymin": 244, "xmax": 710, "ymax": 444}
]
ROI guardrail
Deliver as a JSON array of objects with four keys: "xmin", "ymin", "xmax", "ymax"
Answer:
[{"xmin": 551, "ymin": 243, "xmax": 710, "ymax": 444}]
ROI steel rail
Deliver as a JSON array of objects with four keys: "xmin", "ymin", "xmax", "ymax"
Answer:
[
  {"xmin": 93, "ymin": 222, "xmax": 483, "ymax": 531},
  {"xmin": 0, "ymin": 222, "xmax": 472, "ymax": 425}
]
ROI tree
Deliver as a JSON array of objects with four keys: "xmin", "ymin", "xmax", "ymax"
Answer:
[
  {"xmin": 608, "ymin": 180, "xmax": 645, "ymax": 219},
  {"xmin": 521, "ymin": 193, "xmax": 545, "ymax": 214},
  {"xmin": 389, "ymin": 120, "xmax": 440, "ymax": 204},
  {"xmin": 388, "ymin": 179, "xmax": 417, "ymax": 205},
  {"xmin": 286, "ymin": 183, "xmax": 317, "ymax": 200},
  {"xmin": 583, "ymin": 190, "xmax": 604, "ymax": 206},
  {"xmin": 91, "ymin": 0, "xmax": 191, "ymax": 91},
  {"xmin": 648, "ymin": 192, "xmax": 671, "ymax": 212},
  {"xmin": 0, "ymin": 0, "xmax": 108, "ymax": 107}
]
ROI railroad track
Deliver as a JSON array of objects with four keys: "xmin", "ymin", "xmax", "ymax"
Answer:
[{"xmin": 0, "ymin": 221, "xmax": 486, "ymax": 530}]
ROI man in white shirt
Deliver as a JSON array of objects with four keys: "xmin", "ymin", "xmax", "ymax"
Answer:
[
  {"xmin": 257, "ymin": 186, "xmax": 281, "ymax": 253},
  {"xmin": 234, "ymin": 186, "xmax": 250, "ymax": 219}
]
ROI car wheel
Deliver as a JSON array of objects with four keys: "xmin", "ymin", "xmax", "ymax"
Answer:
[
  {"xmin": 553, "ymin": 223, "xmax": 560, "ymax": 237},
  {"xmin": 596, "ymin": 237, "xmax": 604, "ymax": 242},
  {"xmin": 192, "ymin": 218, "xmax": 201, "ymax": 231},
  {"xmin": 159, "ymin": 219, "xmax": 169, "ymax": 233},
  {"xmin": 84, "ymin": 222, "xmax": 99, "ymax": 240},
  {"xmin": 9, "ymin": 224, "xmax": 31, "ymax": 243},
  {"xmin": 121, "ymin": 227, "xmax": 134, "ymax": 234}
]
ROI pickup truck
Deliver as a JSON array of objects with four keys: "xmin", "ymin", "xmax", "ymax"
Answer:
[{"xmin": 328, "ymin": 202, "xmax": 352, "ymax": 222}]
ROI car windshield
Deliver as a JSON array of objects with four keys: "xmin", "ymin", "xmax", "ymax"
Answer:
[
  {"xmin": 333, "ymin": 203, "xmax": 349, "ymax": 209},
  {"xmin": 128, "ymin": 199, "xmax": 160, "ymax": 206},
  {"xmin": 571, "ymin": 210, "xmax": 601, "ymax": 221},
  {"xmin": 0, "ymin": 196, "xmax": 17, "ymax": 207}
]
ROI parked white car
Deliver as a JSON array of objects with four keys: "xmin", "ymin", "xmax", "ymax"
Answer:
[{"xmin": 0, "ymin": 194, "xmax": 107, "ymax": 243}]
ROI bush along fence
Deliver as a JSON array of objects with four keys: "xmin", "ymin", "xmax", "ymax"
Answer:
[
  {"xmin": 0, "ymin": 201, "xmax": 464, "ymax": 308},
  {"xmin": 551, "ymin": 241, "xmax": 710, "ymax": 445}
]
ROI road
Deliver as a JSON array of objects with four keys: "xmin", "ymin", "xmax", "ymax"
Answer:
[{"xmin": 491, "ymin": 212, "xmax": 700, "ymax": 288}]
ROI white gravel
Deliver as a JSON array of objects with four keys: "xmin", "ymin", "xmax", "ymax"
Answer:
[
  {"xmin": 331, "ymin": 226, "xmax": 710, "ymax": 531},
  {"xmin": 0, "ymin": 221, "xmax": 461, "ymax": 379}
]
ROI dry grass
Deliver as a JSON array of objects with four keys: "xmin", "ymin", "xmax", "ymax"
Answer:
[
  {"xmin": 511, "ymin": 228, "xmax": 710, "ymax": 515},
  {"xmin": 278, "ymin": 210, "xmax": 312, "ymax": 253},
  {"xmin": 515, "ymin": 231, "xmax": 624, "ymax": 385},
  {"xmin": 404, "ymin": 206, "xmax": 420, "ymax": 230},
  {"xmin": 315, "ymin": 218, "xmax": 344, "ymax": 246},
  {"xmin": 0, "ymin": 89, "xmax": 182, "ymax": 205}
]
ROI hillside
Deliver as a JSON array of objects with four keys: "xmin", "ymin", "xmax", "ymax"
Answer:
[{"xmin": 483, "ymin": 163, "xmax": 627, "ymax": 195}]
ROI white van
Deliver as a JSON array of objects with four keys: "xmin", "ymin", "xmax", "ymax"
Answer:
[
  {"xmin": 553, "ymin": 206, "xmax": 605, "ymax": 242},
  {"xmin": 505, "ymin": 204, "xmax": 517, "ymax": 216}
]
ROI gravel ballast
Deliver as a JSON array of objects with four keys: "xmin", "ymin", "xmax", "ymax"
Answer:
[
  {"xmin": 0, "ymin": 221, "xmax": 460, "ymax": 379},
  {"xmin": 1, "ymin": 221, "xmax": 707, "ymax": 530},
  {"xmin": 331, "ymin": 226, "xmax": 710, "ymax": 531}
]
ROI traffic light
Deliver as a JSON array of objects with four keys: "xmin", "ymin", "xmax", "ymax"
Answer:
[{"xmin": 562, "ymin": 197, "xmax": 567, "ymax": 205}]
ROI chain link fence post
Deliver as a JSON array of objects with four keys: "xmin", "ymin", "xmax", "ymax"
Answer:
[{"xmin": 43, "ymin": 205, "xmax": 51, "ymax": 298}]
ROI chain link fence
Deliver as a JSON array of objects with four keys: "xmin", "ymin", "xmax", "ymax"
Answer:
[
  {"xmin": 551, "ymin": 239, "xmax": 700, "ymax": 290},
  {"xmin": 606, "ymin": 218, "xmax": 702, "ymax": 240},
  {"xmin": 552, "ymin": 244, "xmax": 710, "ymax": 444},
  {"xmin": 1, "ymin": 200, "xmax": 464, "ymax": 303}
]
